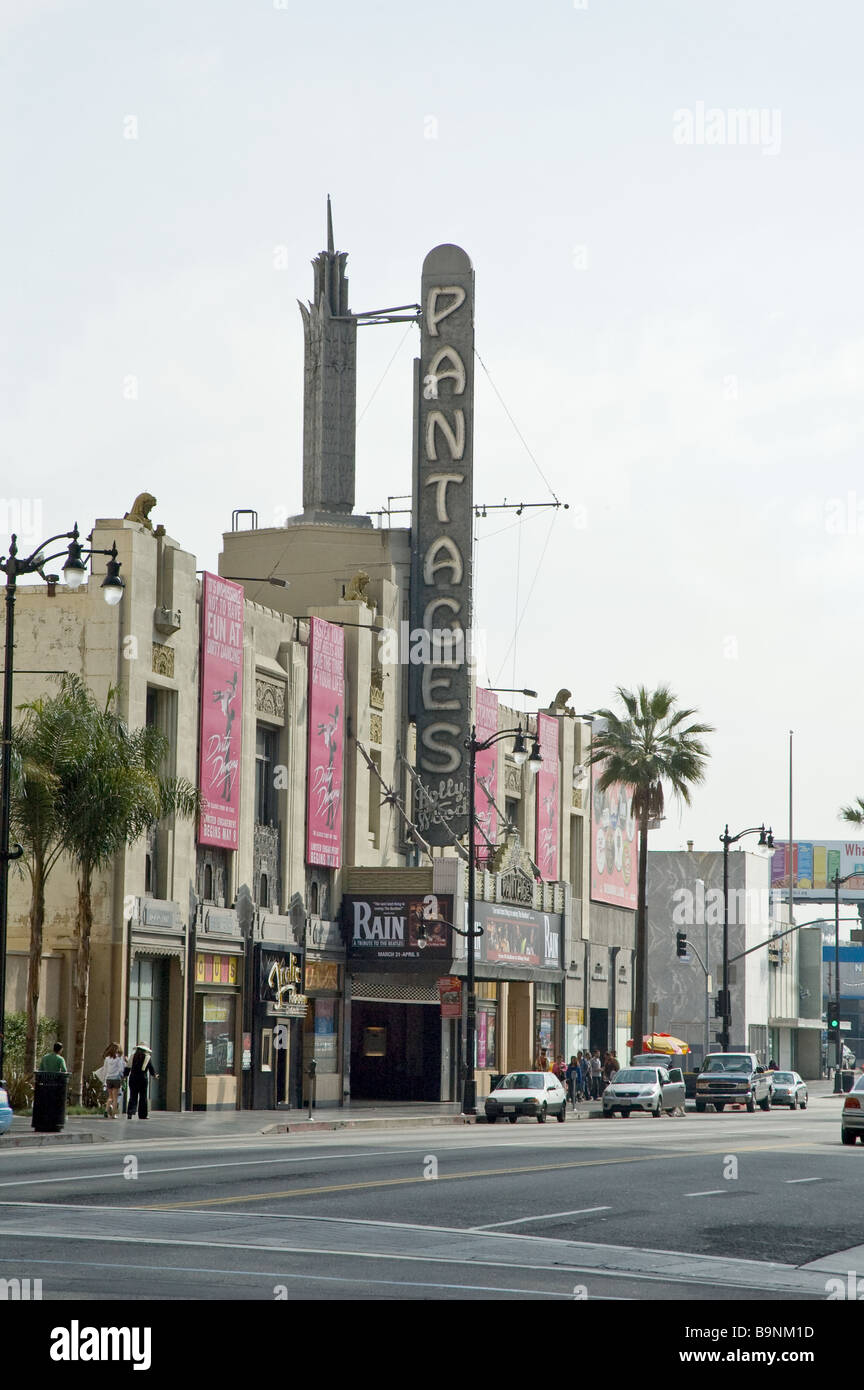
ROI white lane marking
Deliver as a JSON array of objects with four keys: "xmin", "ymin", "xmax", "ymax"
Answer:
[
  {"xmin": 785, "ymin": 1177, "xmax": 822, "ymax": 1184},
  {"xmin": 0, "ymin": 1227, "xmax": 815, "ymax": 1295},
  {"xmin": 5, "ymin": 1256, "xmax": 620, "ymax": 1299},
  {"xmin": 684, "ymin": 1190, "xmax": 725, "ymax": 1197},
  {"xmin": 471, "ymin": 1206, "xmax": 611, "ymax": 1230},
  {"xmin": 0, "ymin": 1148, "xmax": 410, "ymax": 1189}
]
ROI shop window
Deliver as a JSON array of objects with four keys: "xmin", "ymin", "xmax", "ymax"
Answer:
[
  {"xmin": 261, "ymin": 1030, "xmax": 273, "ymax": 1072},
  {"xmin": 477, "ymin": 1006, "xmax": 497, "ymax": 1070},
  {"xmin": 197, "ymin": 994, "xmax": 236, "ymax": 1075}
]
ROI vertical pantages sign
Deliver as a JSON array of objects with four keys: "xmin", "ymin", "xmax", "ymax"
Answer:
[
  {"xmin": 535, "ymin": 713, "xmax": 560, "ymax": 881},
  {"xmin": 198, "ymin": 573, "xmax": 244, "ymax": 848},
  {"xmin": 474, "ymin": 688, "xmax": 498, "ymax": 863},
  {"xmin": 306, "ymin": 617, "xmax": 345, "ymax": 867},
  {"xmin": 410, "ymin": 244, "xmax": 475, "ymax": 845}
]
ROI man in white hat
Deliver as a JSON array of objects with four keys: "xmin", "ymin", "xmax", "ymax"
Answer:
[{"xmin": 125, "ymin": 1043, "xmax": 158, "ymax": 1119}]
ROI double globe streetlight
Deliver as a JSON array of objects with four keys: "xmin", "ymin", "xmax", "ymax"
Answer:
[
  {"xmin": 718, "ymin": 822, "xmax": 774, "ymax": 1053},
  {"xmin": 459, "ymin": 723, "xmax": 543, "ymax": 1114},
  {"xmin": 0, "ymin": 526, "xmax": 125, "ymax": 1078}
]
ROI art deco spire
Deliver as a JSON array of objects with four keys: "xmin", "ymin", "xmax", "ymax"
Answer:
[{"xmin": 298, "ymin": 198, "xmax": 358, "ymax": 517}]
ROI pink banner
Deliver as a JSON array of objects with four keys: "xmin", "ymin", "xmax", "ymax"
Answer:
[
  {"xmin": 590, "ymin": 762, "xmax": 638, "ymax": 909},
  {"xmin": 198, "ymin": 573, "xmax": 244, "ymax": 848},
  {"xmin": 535, "ymin": 713, "xmax": 559, "ymax": 881},
  {"xmin": 306, "ymin": 617, "xmax": 345, "ymax": 867},
  {"xmin": 474, "ymin": 688, "xmax": 499, "ymax": 863}
]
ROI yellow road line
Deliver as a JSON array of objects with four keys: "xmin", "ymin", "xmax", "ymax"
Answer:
[{"xmin": 140, "ymin": 1142, "xmax": 819, "ymax": 1211}]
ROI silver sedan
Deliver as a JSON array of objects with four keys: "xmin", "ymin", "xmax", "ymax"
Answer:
[
  {"xmin": 841, "ymin": 1074, "xmax": 864, "ymax": 1145},
  {"xmin": 602, "ymin": 1066, "xmax": 686, "ymax": 1118},
  {"xmin": 769, "ymin": 1071, "xmax": 808, "ymax": 1109}
]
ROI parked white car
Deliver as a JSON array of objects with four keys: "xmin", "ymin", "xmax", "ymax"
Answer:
[{"xmin": 485, "ymin": 1071, "xmax": 567, "ymax": 1124}]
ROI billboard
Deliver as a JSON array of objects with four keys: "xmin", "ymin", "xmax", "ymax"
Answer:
[
  {"xmin": 468, "ymin": 901, "xmax": 562, "ymax": 970},
  {"xmin": 535, "ymin": 713, "xmax": 560, "ymax": 881},
  {"xmin": 772, "ymin": 840, "xmax": 864, "ymax": 898},
  {"xmin": 474, "ymin": 688, "xmax": 499, "ymax": 864},
  {"xmin": 306, "ymin": 617, "xmax": 345, "ymax": 867},
  {"xmin": 590, "ymin": 762, "xmax": 638, "ymax": 910},
  {"xmin": 344, "ymin": 892, "xmax": 453, "ymax": 970},
  {"xmin": 198, "ymin": 573, "xmax": 244, "ymax": 848},
  {"xmin": 410, "ymin": 244, "xmax": 475, "ymax": 844}
]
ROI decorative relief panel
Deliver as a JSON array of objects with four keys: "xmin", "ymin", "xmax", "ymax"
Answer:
[
  {"xmin": 571, "ymin": 788, "xmax": 583, "ymax": 810},
  {"xmin": 256, "ymin": 677, "xmax": 285, "ymax": 722},
  {"xmin": 369, "ymin": 712, "xmax": 383, "ymax": 745},
  {"xmin": 369, "ymin": 669, "xmax": 384, "ymax": 709},
  {"xmin": 504, "ymin": 761, "xmax": 522, "ymax": 796},
  {"xmin": 151, "ymin": 642, "xmax": 175, "ymax": 678}
]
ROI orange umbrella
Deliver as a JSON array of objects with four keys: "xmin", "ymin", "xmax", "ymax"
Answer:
[{"xmin": 626, "ymin": 1033, "xmax": 690, "ymax": 1055}]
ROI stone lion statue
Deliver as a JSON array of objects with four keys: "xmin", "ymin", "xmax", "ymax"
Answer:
[
  {"xmin": 344, "ymin": 570, "xmax": 373, "ymax": 607},
  {"xmin": 125, "ymin": 492, "xmax": 157, "ymax": 530}
]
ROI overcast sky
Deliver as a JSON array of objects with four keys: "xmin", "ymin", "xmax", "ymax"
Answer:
[{"xmin": 3, "ymin": 0, "xmax": 863, "ymax": 855}]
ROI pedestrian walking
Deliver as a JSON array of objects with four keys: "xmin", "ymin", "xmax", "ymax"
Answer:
[
  {"xmin": 580, "ymin": 1051, "xmax": 591, "ymax": 1100},
  {"xmin": 38, "ymin": 1041, "xmax": 67, "ymax": 1073},
  {"xmin": 100, "ymin": 1043, "xmax": 126, "ymax": 1119},
  {"xmin": 590, "ymin": 1049, "xmax": 603, "ymax": 1100},
  {"xmin": 553, "ymin": 1054, "xmax": 567, "ymax": 1082},
  {"xmin": 125, "ymin": 1044, "xmax": 158, "ymax": 1119}
]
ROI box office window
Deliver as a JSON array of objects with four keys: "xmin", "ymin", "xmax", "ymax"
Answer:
[{"xmin": 197, "ymin": 993, "xmax": 236, "ymax": 1075}]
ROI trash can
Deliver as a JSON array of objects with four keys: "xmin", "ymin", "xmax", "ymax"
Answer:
[
  {"xmin": 32, "ymin": 1070, "xmax": 70, "ymax": 1133},
  {"xmin": 842, "ymin": 1070, "xmax": 855, "ymax": 1093}
]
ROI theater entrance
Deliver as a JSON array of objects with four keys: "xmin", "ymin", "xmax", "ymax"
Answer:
[{"xmin": 350, "ymin": 1000, "xmax": 441, "ymax": 1101}]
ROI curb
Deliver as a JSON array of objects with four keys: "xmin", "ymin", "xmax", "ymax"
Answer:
[
  {"xmin": 0, "ymin": 1131, "xmax": 100, "ymax": 1149},
  {"xmin": 269, "ymin": 1115, "xmax": 472, "ymax": 1134}
]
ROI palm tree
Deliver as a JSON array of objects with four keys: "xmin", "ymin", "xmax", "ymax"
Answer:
[
  {"xmin": 839, "ymin": 798, "xmax": 864, "ymax": 826},
  {"xmin": 587, "ymin": 685, "xmax": 713, "ymax": 1058},
  {"xmin": 50, "ymin": 675, "xmax": 201, "ymax": 1102},
  {"xmin": 9, "ymin": 686, "xmax": 90, "ymax": 1073}
]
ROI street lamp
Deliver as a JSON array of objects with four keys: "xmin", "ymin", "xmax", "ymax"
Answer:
[
  {"xmin": 0, "ymin": 525, "xmax": 125, "ymax": 1079},
  {"xmin": 719, "ymin": 823, "xmax": 773, "ymax": 1053},
  {"xmin": 832, "ymin": 871, "xmax": 858, "ymax": 1075},
  {"xmin": 460, "ymin": 721, "xmax": 542, "ymax": 1114}
]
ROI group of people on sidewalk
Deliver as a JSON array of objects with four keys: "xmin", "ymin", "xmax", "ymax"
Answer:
[
  {"xmin": 39, "ymin": 1040, "xmax": 158, "ymax": 1119},
  {"xmin": 536, "ymin": 1046, "xmax": 620, "ymax": 1103}
]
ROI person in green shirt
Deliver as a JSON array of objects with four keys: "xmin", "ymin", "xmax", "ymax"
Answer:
[{"xmin": 39, "ymin": 1042, "xmax": 67, "ymax": 1073}]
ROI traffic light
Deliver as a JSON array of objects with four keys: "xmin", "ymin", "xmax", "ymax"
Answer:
[
  {"xmin": 715, "ymin": 988, "xmax": 730, "ymax": 1018},
  {"xmin": 828, "ymin": 1001, "xmax": 840, "ymax": 1033},
  {"xmin": 676, "ymin": 931, "xmax": 688, "ymax": 958}
]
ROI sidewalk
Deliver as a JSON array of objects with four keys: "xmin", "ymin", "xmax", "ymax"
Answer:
[
  {"xmin": 3, "ymin": 1079, "xmax": 845, "ymax": 1149},
  {"xmin": 0, "ymin": 1099, "xmax": 473, "ymax": 1148}
]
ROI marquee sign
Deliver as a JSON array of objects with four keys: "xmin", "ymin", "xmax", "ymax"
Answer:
[
  {"xmin": 343, "ymin": 892, "xmax": 453, "ymax": 970},
  {"xmin": 410, "ymin": 244, "xmax": 475, "ymax": 845}
]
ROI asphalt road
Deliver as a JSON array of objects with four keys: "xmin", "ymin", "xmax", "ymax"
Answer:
[{"xmin": 1, "ymin": 1100, "xmax": 861, "ymax": 1301}]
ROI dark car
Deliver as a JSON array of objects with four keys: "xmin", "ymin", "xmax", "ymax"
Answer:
[{"xmin": 695, "ymin": 1052, "xmax": 772, "ymax": 1113}]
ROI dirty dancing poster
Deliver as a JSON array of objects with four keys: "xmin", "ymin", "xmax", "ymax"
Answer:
[
  {"xmin": 306, "ymin": 617, "xmax": 345, "ymax": 867},
  {"xmin": 535, "ymin": 713, "xmax": 559, "ymax": 881},
  {"xmin": 198, "ymin": 573, "xmax": 244, "ymax": 848}
]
